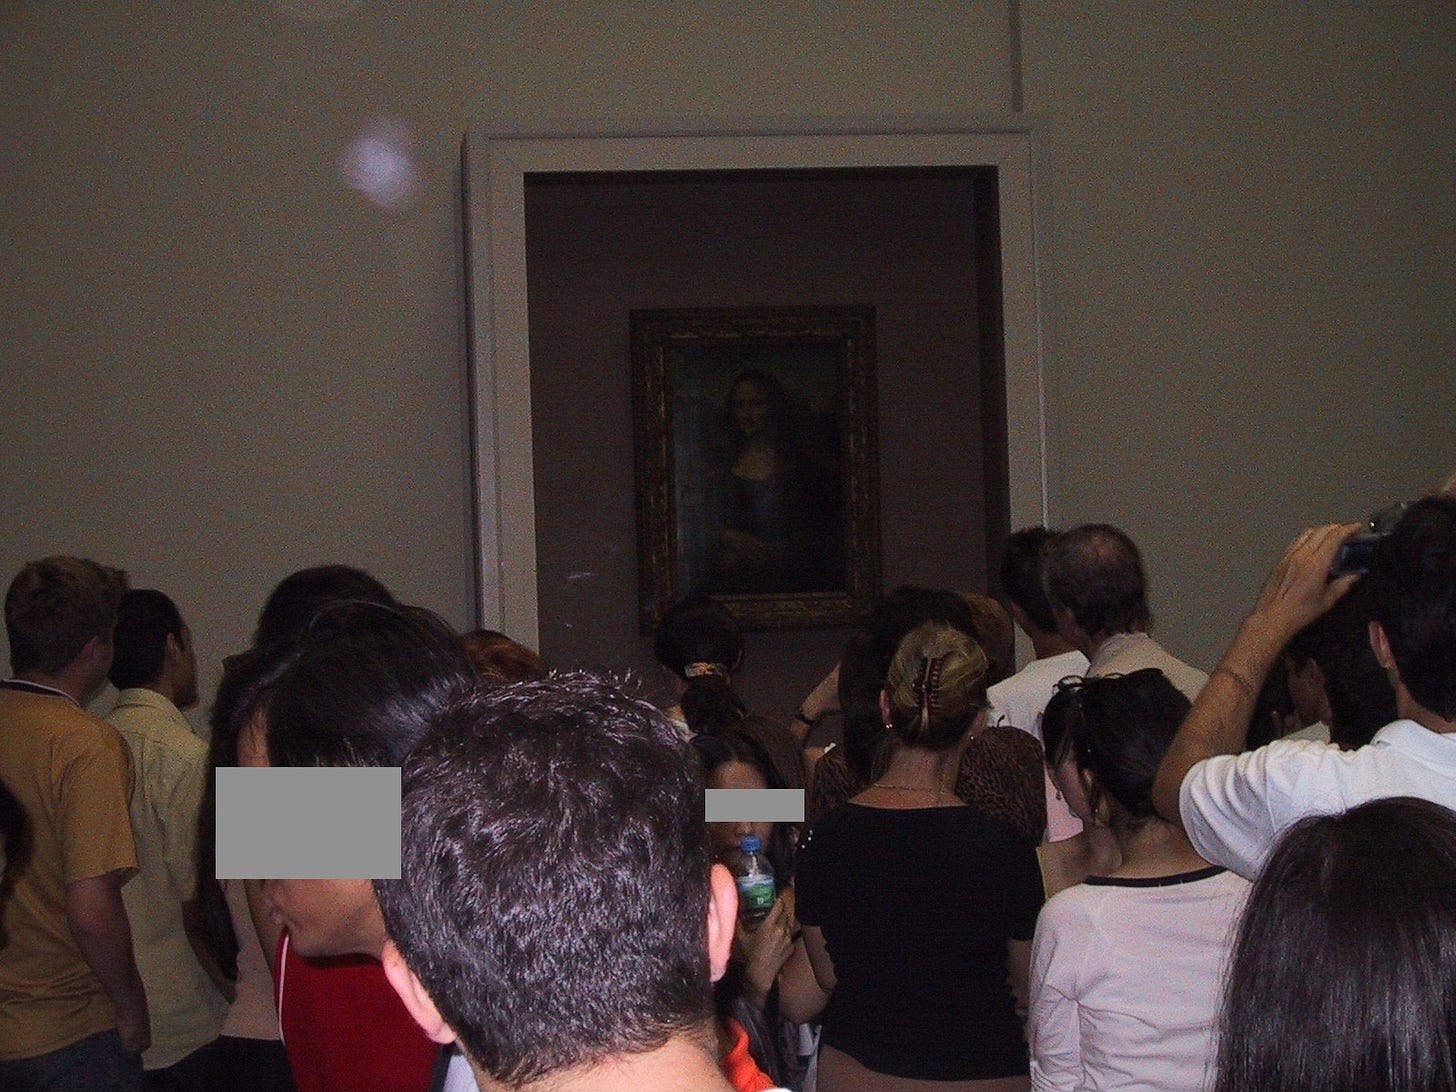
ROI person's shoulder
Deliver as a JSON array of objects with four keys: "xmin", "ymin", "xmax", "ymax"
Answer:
[
  {"xmin": 1038, "ymin": 879, "xmax": 1104, "ymax": 931},
  {"xmin": 111, "ymin": 693, "xmax": 205, "ymax": 757}
]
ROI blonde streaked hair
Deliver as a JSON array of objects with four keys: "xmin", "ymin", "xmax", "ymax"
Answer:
[{"xmin": 883, "ymin": 622, "xmax": 989, "ymax": 751}]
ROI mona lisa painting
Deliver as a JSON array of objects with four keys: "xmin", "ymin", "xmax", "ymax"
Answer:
[{"xmin": 631, "ymin": 306, "xmax": 881, "ymax": 631}]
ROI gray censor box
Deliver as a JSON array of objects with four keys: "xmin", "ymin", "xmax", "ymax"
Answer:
[
  {"xmin": 216, "ymin": 770, "xmax": 800, "ymax": 879},
  {"xmin": 705, "ymin": 788, "xmax": 805, "ymax": 825},
  {"xmin": 216, "ymin": 767, "xmax": 401, "ymax": 880}
]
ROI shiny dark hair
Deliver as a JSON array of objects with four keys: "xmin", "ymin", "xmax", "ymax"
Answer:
[
  {"xmin": 109, "ymin": 589, "xmax": 184, "ymax": 690},
  {"xmin": 869, "ymin": 586, "xmax": 980, "ymax": 682},
  {"xmin": 1045, "ymin": 524, "xmax": 1150, "ymax": 637},
  {"xmin": 375, "ymin": 674, "xmax": 714, "ymax": 1085},
  {"xmin": 1215, "ymin": 797, "xmax": 1456, "ymax": 1092},
  {"xmin": 1048, "ymin": 669, "xmax": 1189, "ymax": 819},
  {"xmin": 265, "ymin": 602, "xmax": 478, "ymax": 768},
  {"xmin": 1367, "ymin": 496, "xmax": 1456, "ymax": 719},
  {"xmin": 253, "ymin": 564, "xmax": 395, "ymax": 649}
]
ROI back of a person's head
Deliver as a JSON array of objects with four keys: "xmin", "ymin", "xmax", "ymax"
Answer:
[
  {"xmin": 869, "ymin": 585, "xmax": 980, "ymax": 682},
  {"xmin": 1044, "ymin": 524, "xmax": 1149, "ymax": 637},
  {"xmin": 5, "ymin": 556, "xmax": 128, "ymax": 675},
  {"xmin": 264, "ymin": 601, "xmax": 477, "ymax": 768},
  {"xmin": 460, "ymin": 628, "xmax": 548, "ymax": 686},
  {"xmin": 376, "ymin": 673, "xmax": 713, "ymax": 1086},
  {"xmin": 1367, "ymin": 495, "xmax": 1456, "ymax": 721},
  {"xmin": 1000, "ymin": 526, "xmax": 1061, "ymax": 634},
  {"xmin": 1285, "ymin": 577, "xmax": 1395, "ymax": 748},
  {"xmin": 962, "ymin": 592, "xmax": 1015, "ymax": 686},
  {"xmin": 653, "ymin": 595, "xmax": 744, "ymax": 678},
  {"xmin": 1215, "ymin": 796, "xmax": 1456, "ymax": 1092},
  {"xmin": 253, "ymin": 564, "xmax": 395, "ymax": 649},
  {"xmin": 1053, "ymin": 669, "xmax": 1190, "ymax": 819},
  {"xmin": 109, "ymin": 588, "xmax": 184, "ymax": 691},
  {"xmin": 883, "ymin": 622, "xmax": 989, "ymax": 751},
  {"xmin": 654, "ymin": 596, "xmax": 747, "ymax": 732}
]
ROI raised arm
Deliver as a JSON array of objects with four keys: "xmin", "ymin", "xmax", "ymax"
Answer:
[
  {"xmin": 794, "ymin": 660, "xmax": 841, "ymax": 746},
  {"xmin": 1152, "ymin": 523, "xmax": 1359, "ymax": 827}
]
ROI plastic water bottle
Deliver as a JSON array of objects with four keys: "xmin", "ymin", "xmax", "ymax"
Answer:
[{"xmin": 733, "ymin": 834, "xmax": 776, "ymax": 926}]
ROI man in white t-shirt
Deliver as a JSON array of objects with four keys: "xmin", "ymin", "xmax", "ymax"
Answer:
[
  {"xmin": 1154, "ymin": 497, "xmax": 1456, "ymax": 879},
  {"xmin": 1044, "ymin": 524, "xmax": 1209, "ymax": 703},
  {"xmin": 988, "ymin": 527, "xmax": 1088, "ymax": 841}
]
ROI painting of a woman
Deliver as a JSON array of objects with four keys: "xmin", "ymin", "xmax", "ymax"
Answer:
[
  {"xmin": 688, "ymin": 367, "xmax": 843, "ymax": 596},
  {"xmin": 634, "ymin": 305, "xmax": 878, "ymax": 630}
]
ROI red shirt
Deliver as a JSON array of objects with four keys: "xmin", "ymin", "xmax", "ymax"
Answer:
[
  {"xmin": 720, "ymin": 1018, "xmax": 778, "ymax": 1092},
  {"xmin": 275, "ymin": 934, "xmax": 437, "ymax": 1092}
]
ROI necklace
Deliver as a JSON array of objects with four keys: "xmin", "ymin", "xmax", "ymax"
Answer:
[{"xmin": 872, "ymin": 782, "xmax": 957, "ymax": 805}]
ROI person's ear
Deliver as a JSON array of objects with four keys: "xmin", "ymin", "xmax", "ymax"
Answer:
[
  {"xmin": 81, "ymin": 634, "xmax": 108, "ymax": 668},
  {"xmin": 1369, "ymin": 620, "xmax": 1396, "ymax": 672},
  {"xmin": 380, "ymin": 940, "xmax": 457, "ymax": 1046},
  {"xmin": 706, "ymin": 863, "xmax": 738, "ymax": 983},
  {"xmin": 1079, "ymin": 767, "xmax": 1106, "ymax": 826},
  {"xmin": 879, "ymin": 690, "xmax": 891, "ymax": 726}
]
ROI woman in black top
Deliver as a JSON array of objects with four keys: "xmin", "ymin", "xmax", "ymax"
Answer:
[{"xmin": 796, "ymin": 622, "xmax": 1043, "ymax": 1092}]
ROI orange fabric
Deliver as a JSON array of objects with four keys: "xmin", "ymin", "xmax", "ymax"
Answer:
[{"xmin": 720, "ymin": 1018, "xmax": 777, "ymax": 1092}]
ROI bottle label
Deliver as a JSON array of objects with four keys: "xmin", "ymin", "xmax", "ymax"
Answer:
[{"xmin": 737, "ymin": 875, "xmax": 776, "ymax": 916}]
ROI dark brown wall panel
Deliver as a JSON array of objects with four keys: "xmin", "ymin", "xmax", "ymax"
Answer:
[{"xmin": 525, "ymin": 168, "xmax": 1003, "ymax": 716}]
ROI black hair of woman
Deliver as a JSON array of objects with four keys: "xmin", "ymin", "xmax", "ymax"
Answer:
[
  {"xmin": 1215, "ymin": 796, "xmax": 1456, "ymax": 1092},
  {"xmin": 654, "ymin": 596, "xmax": 747, "ymax": 733},
  {"xmin": 1049, "ymin": 668, "xmax": 1190, "ymax": 825}
]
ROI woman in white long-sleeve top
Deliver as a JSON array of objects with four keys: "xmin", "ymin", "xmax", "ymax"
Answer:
[{"xmin": 1028, "ymin": 669, "xmax": 1249, "ymax": 1092}]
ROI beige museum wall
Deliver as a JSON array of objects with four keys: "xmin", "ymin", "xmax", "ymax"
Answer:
[{"xmin": 1, "ymin": 2, "xmax": 1451, "ymax": 720}]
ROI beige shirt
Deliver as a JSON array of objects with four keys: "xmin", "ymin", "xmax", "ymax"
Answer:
[
  {"xmin": 0, "ymin": 685, "xmax": 137, "ymax": 1061},
  {"xmin": 1087, "ymin": 632, "xmax": 1209, "ymax": 704},
  {"xmin": 110, "ymin": 688, "xmax": 227, "ymax": 1068}
]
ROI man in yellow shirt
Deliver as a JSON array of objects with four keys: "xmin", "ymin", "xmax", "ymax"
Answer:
[{"xmin": 0, "ymin": 556, "xmax": 148, "ymax": 1091}]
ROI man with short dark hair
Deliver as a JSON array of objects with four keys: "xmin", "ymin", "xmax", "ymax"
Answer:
[
  {"xmin": 0, "ymin": 557, "xmax": 149, "ymax": 1091},
  {"xmin": 1154, "ymin": 497, "xmax": 1456, "ymax": 878},
  {"xmin": 376, "ymin": 673, "xmax": 767, "ymax": 1092},
  {"xmin": 989, "ymin": 527, "xmax": 1089, "ymax": 840},
  {"xmin": 1045, "ymin": 523, "xmax": 1208, "ymax": 701},
  {"xmin": 108, "ymin": 589, "xmax": 229, "ymax": 1089}
]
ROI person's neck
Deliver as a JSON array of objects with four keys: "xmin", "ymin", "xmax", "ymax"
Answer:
[
  {"xmin": 16, "ymin": 668, "xmax": 91, "ymax": 705},
  {"xmin": 129, "ymin": 677, "xmax": 181, "ymax": 707},
  {"xmin": 1077, "ymin": 823, "xmax": 1122, "ymax": 876},
  {"xmin": 1395, "ymin": 683, "xmax": 1456, "ymax": 735},
  {"xmin": 1085, "ymin": 627, "xmax": 1144, "ymax": 662},
  {"xmin": 1029, "ymin": 629, "xmax": 1079, "ymax": 661},
  {"xmin": 1109, "ymin": 814, "xmax": 1210, "ymax": 879},
  {"xmin": 472, "ymin": 1031, "xmax": 735, "ymax": 1092},
  {"xmin": 876, "ymin": 743, "xmax": 964, "ymax": 795}
]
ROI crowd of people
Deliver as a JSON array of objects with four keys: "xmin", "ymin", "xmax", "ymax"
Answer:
[{"xmin": 1, "ymin": 477, "xmax": 1455, "ymax": 1092}]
